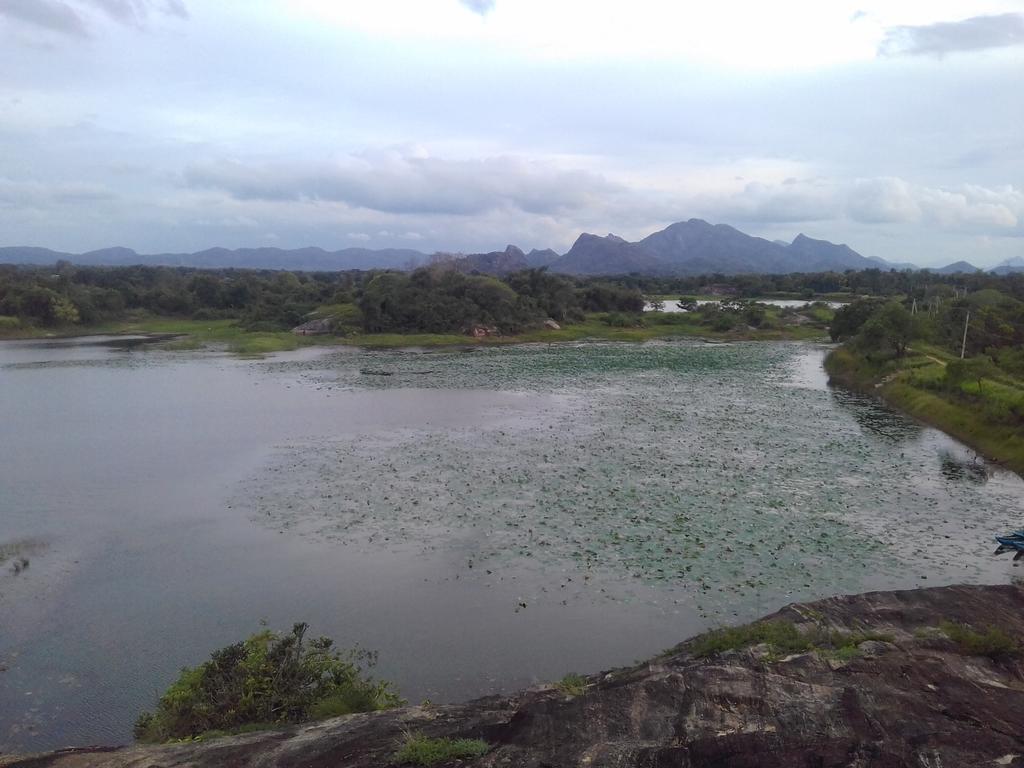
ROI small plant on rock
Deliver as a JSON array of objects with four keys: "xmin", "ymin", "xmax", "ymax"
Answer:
[
  {"xmin": 940, "ymin": 621, "xmax": 1019, "ymax": 658},
  {"xmin": 555, "ymin": 672, "xmax": 587, "ymax": 697},
  {"xmin": 394, "ymin": 734, "xmax": 490, "ymax": 766}
]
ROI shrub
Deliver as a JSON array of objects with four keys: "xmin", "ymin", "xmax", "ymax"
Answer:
[
  {"xmin": 690, "ymin": 619, "xmax": 892, "ymax": 660},
  {"xmin": 601, "ymin": 312, "xmax": 643, "ymax": 328},
  {"xmin": 940, "ymin": 621, "xmax": 1019, "ymax": 658},
  {"xmin": 394, "ymin": 735, "xmax": 490, "ymax": 766},
  {"xmin": 691, "ymin": 620, "xmax": 810, "ymax": 657},
  {"xmin": 555, "ymin": 673, "xmax": 587, "ymax": 696},
  {"xmin": 134, "ymin": 623, "xmax": 403, "ymax": 742}
]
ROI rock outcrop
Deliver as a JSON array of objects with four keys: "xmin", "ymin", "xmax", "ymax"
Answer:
[{"xmin": 5, "ymin": 584, "xmax": 1024, "ymax": 767}]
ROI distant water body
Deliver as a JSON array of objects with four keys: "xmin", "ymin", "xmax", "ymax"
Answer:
[
  {"xmin": 0, "ymin": 337, "xmax": 1020, "ymax": 752},
  {"xmin": 645, "ymin": 298, "xmax": 847, "ymax": 312}
]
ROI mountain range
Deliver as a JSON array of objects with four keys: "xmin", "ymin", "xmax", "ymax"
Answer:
[
  {"xmin": 547, "ymin": 220, "xmax": 884, "ymax": 275},
  {"xmin": 0, "ymin": 245, "xmax": 423, "ymax": 272},
  {"xmin": 2, "ymin": 219, "xmax": 1019, "ymax": 276}
]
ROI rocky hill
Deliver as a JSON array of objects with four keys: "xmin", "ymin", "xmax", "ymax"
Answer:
[
  {"xmin": 549, "ymin": 220, "xmax": 884, "ymax": 276},
  {"xmin": 5, "ymin": 584, "xmax": 1024, "ymax": 767},
  {"xmin": 449, "ymin": 245, "xmax": 530, "ymax": 275}
]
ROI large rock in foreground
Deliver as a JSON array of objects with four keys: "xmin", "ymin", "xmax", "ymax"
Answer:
[{"xmin": 5, "ymin": 584, "xmax": 1024, "ymax": 767}]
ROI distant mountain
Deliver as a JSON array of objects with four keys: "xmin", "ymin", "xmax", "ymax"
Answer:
[
  {"xmin": 991, "ymin": 256, "xmax": 1024, "ymax": 275},
  {"xmin": 787, "ymin": 233, "xmax": 878, "ymax": 272},
  {"xmin": 547, "ymin": 220, "xmax": 880, "ymax": 276},
  {"xmin": 867, "ymin": 255, "xmax": 918, "ymax": 270},
  {"xmin": 929, "ymin": 261, "xmax": 981, "ymax": 275},
  {"xmin": 0, "ymin": 246, "xmax": 75, "ymax": 264},
  {"xmin": 450, "ymin": 245, "xmax": 529, "ymax": 276},
  {"xmin": 552, "ymin": 233, "xmax": 665, "ymax": 275},
  {"xmin": 526, "ymin": 248, "xmax": 560, "ymax": 268},
  {"xmin": 0, "ymin": 245, "xmax": 426, "ymax": 271},
  {"xmin": 7, "ymin": 224, "xmax": 999, "ymax": 277}
]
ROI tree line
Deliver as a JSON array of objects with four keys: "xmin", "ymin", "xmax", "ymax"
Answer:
[
  {"xmin": 0, "ymin": 262, "xmax": 644, "ymax": 334},
  {"xmin": 621, "ymin": 268, "xmax": 1024, "ymax": 302}
]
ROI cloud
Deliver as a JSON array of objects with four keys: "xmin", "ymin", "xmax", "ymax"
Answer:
[
  {"xmin": 458, "ymin": 0, "xmax": 496, "ymax": 16},
  {"xmin": 0, "ymin": 177, "xmax": 116, "ymax": 207},
  {"xmin": 879, "ymin": 13, "xmax": 1024, "ymax": 57},
  {"xmin": 83, "ymin": 0, "xmax": 188, "ymax": 26},
  {"xmin": 845, "ymin": 177, "xmax": 1021, "ymax": 231},
  {"xmin": 846, "ymin": 177, "xmax": 920, "ymax": 223},
  {"xmin": 185, "ymin": 150, "xmax": 619, "ymax": 217},
  {"xmin": 0, "ymin": 0, "xmax": 187, "ymax": 37},
  {"xmin": 0, "ymin": 0, "xmax": 88, "ymax": 37},
  {"xmin": 698, "ymin": 178, "xmax": 842, "ymax": 224},
  {"xmin": 688, "ymin": 175, "xmax": 1022, "ymax": 236}
]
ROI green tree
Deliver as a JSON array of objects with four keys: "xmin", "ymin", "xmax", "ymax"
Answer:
[
  {"xmin": 944, "ymin": 357, "xmax": 996, "ymax": 396},
  {"xmin": 856, "ymin": 302, "xmax": 914, "ymax": 357}
]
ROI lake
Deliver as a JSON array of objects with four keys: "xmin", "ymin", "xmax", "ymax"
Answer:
[
  {"xmin": 645, "ymin": 299, "xmax": 847, "ymax": 312},
  {"xmin": 1, "ymin": 336, "xmax": 1021, "ymax": 752}
]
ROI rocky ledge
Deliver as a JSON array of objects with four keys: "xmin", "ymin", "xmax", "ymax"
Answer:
[{"xmin": 5, "ymin": 584, "xmax": 1024, "ymax": 768}]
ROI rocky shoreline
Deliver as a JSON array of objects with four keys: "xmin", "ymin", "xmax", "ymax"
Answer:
[{"xmin": 4, "ymin": 584, "xmax": 1024, "ymax": 767}]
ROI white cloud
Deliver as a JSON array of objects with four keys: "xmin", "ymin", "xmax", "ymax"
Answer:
[
  {"xmin": 0, "ymin": 177, "xmax": 116, "ymax": 207},
  {"xmin": 458, "ymin": 0, "xmax": 495, "ymax": 16},
  {"xmin": 184, "ymin": 149, "xmax": 620, "ymax": 217},
  {"xmin": 879, "ymin": 13, "xmax": 1024, "ymax": 57},
  {"xmin": 846, "ymin": 177, "xmax": 921, "ymax": 223},
  {"xmin": 844, "ymin": 177, "xmax": 1022, "ymax": 231},
  {"xmin": 0, "ymin": 0, "xmax": 187, "ymax": 37}
]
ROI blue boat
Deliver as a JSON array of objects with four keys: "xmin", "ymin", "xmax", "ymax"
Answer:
[{"xmin": 994, "ymin": 533, "xmax": 1024, "ymax": 559}]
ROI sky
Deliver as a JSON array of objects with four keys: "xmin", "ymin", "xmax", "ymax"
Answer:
[{"xmin": 1, "ymin": 0, "xmax": 1022, "ymax": 267}]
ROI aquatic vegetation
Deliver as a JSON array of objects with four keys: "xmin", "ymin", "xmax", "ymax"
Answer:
[{"xmin": 238, "ymin": 342, "xmax": 1021, "ymax": 624}]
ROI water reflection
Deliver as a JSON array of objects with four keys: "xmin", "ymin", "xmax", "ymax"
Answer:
[
  {"xmin": 827, "ymin": 387, "xmax": 924, "ymax": 445},
  {"xmin": 939, "ymin": 450, "xmax": 992, "ymax": 485}
]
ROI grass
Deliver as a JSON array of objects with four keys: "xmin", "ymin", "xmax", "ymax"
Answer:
[
  {"xmin": 554, "ymin": 673, "xmax": 588, "ymax": 697},
  {"xmin": 393, "ymin": 735, "xmax": 490, "ymax": 766},
  {"xmin": 9, "ymin": 308, "xmax": 830, "ymax": 356},
  {"xmin": 688, "ymin": 618, "xmax": 892, "ymax": 661},
  {"xmin": 940, "ymin": 621, "xmax": 1019, "ymax": 658}
]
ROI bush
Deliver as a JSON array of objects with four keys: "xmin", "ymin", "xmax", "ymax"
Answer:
[
  {"xmin": 601, "ymin": 312, "xmax": 643, "ymax": 327},
  {"xmin": 690, "ymin": 619, "xmax": 892, "ymax": 660},
  {"xmin": 555, "ymin": 673, "xmax": 587, "ymax": 696},
  {"xmin": 394, "ymin": 735, "xmax": 490, "ymax": 766},
  {"xmin": 134, "ymin": 623, "xmax": 403, "ymax": 742},
  {"xmin": 940, "ymin": 621, "xmax": 1019, "ymax": 658}
]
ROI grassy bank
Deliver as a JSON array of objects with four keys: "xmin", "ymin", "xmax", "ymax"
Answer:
[
  {"xmin": 825, "ymin": 346, "xmax": 1024, "ymax": 476},
  {"xmin": 1, "ymin": 310, "xmax": 830, "ymax": 353}
]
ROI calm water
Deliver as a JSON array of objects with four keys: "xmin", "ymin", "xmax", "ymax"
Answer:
[
  {"xmin": 645, "ymin": 299, "xmax": 847, "ymax": 311},
  {"xmin": 1, "ymin": 337, "xmax": 1021, "ymax": 752}
]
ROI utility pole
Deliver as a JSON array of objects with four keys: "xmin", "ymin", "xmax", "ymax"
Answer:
[{"xmin": 960, "ymin": 310, "xmax": 970, "ymax": 359}]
